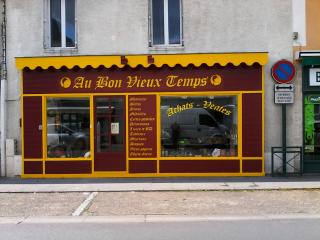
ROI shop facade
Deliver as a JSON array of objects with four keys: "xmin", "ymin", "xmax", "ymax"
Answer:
[
  {"xmin": 300, "ymin": 53, "xmax": 320, "ymax": 173},
  {"xmin": 16, "ymin": 53, "xmax": 267, "ymax": 178}
]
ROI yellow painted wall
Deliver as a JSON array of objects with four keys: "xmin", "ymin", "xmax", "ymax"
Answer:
[
  {"xmin": 306, "ymin": 0, "xmax": 320, "ymax": 49},
  {"xmin": 294, "ymin": 0, "xmax": 320, "ymax": 52}
]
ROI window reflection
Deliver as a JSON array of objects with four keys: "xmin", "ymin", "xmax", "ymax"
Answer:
[
  {"xmin": 152, "ymin": 0, "xmax": 165, "ymax": 45},
  {"xmin": 65, "ymin": 0, "xmax": 75, "ymax": 47},
  {"xmin": 47, "ymin": 98, "xmax": 90, "ymax": 158},
  {"xmin": 304, "ymin": 95, "xmax": 320, "ymax": 161},
  {"xmin": 161, "ymin": 96, "xmax": 238, "ymax": 157},
  {"xmin": 50, "ymin": 0, "xmax": 61, "ymax": 47},
  {"xmin": 168, "ymin": 0, "xmax": 181, "ymax": 44},
  {"xmin": 151, "ymin": 0, "xmax": 182, "ymax": 46},
  {"xmin": 95, "ymin": 98, "xmax": 124, "ymax": 153},
  {"xmin": 49, "ymin": 0, "xmax": 76, "ymax": 48}
]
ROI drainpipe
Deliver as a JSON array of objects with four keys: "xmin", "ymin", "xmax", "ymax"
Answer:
[{"xmin": 0, "ymin": 0, "xmax": 6, "ymax": 177}]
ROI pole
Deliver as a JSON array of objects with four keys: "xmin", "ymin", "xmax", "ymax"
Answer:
[{"xmin": 282, "ymin": 104, "xmax": 286, "ymax": 175}]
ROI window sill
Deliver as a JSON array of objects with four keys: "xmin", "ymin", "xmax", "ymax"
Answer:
[
  {"xmin": 149, "ymin": 45, "xmax": 185, "ymax": 51},
  {"xmin": 44, "ymin": 47, "xmax": 78, "ymax": 55}
]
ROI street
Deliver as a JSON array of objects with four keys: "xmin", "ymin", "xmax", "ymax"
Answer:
[{"xmin": 0, "ymin": 216, "xmax": 320, "ymax": 240}]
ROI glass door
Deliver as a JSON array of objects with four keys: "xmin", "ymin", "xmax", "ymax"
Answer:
[{"xmin": 94, "ymin": 96, "xmax": 126, "ymax": 171}]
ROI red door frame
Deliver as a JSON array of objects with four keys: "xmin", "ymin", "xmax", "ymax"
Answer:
[{"xmin": 93, "ymin": 96, "xmax": 126, "ymax": 171}]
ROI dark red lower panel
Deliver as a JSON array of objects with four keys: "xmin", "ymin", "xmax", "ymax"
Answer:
[
  {"xmin": 23, "ymin": 96, "xmax": 43, "ymax": 159},
  {"xmin": 242, "ymin": 160, "xmax": 263, "ymax": 173},
  {"xmin": 129, "ymin": 160, "xmax": 157, "ymax": 173},
  {"xmin": 160, "ymin": 160, "xmax": 240, "ymax": 173},
  {"xmin": 94, "ymin": 156, "xmax": 126, "ymax": 172},
  {"xmin": 242, "ymin": 94, "xmax": 262, "ymax": 157},
  {"xmin": 24, "ymin": 161, "xmax": 43, "ymax": 174},
  {"xmin": 45, "ymin": 161, "xmax": 91, "ymax": 174}
]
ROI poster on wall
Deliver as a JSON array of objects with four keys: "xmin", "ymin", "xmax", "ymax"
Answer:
[
  {"xmin": 111, "ymin": 122, "xmax": 120, "ymax": 135},
  {"xmin": 309, "ymin": 68, "xmax": 320, "ymax": 86}
]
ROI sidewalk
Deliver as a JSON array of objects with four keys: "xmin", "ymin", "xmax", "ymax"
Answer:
[
  {"xmin": 1, "ymin": 175, "xmax": 320, "ymax": 192},
  {"xmin": 1, "ymin": 176, "xmax": 320, "ymax": 219}
]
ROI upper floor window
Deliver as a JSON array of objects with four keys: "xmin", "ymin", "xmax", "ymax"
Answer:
[
  {"xmin": 149, "ymin": 0, "xmax": 183, "ymax": 47},
  {"xmin": 45, "ymin": 0, "xmax": 76, "ymax": 48}
]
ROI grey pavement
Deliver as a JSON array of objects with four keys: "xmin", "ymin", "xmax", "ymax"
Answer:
[{"xmin": 1, "ymin": 175, "xmax": 320, "ymax": 192}]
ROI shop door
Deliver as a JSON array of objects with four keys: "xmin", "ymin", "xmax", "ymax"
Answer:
[
  {"xmin": 303, "ymin": 94, "xmax": 320, "ymax": 173},
  {"xmin": 94, "ymin": 96, "xmax": 126, "ymax": 171}
]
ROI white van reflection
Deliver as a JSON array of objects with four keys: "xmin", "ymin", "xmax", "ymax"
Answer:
[
  {"xmin": 161, "ymin": 107, "xmax": 230, "ymax": 147},
  {"xmin": 47, "ymin": 124, "xmax": 89, "ymax": 158}
]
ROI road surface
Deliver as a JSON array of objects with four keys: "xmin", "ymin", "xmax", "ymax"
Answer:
[{"xmin": 0, "ymin": 216, "xmax": 319, "ymax": 240}]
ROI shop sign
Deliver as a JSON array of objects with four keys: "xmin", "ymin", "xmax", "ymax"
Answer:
[
  {"xmin": 59, "ymin": 74, "xmax": 222, "ymax": 91},
  {"xmin": 23, "ymin": 65, "xmax": 263, "ymax": 94},
  {"xmin": 307, "ymin": 95, "xmax": 320, "ymax": 104},
  {"xmin": 309, "ymin": 68, "xmax": 320, "ymax": 86}
]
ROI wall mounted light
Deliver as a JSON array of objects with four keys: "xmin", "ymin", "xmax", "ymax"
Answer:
[
  {"xmin": 121, "ymin": 56, "xmax": 128, "ymax": 65},
  {"xmin": 148, "ymin": 55, "xmax": 155, "ymax": 64}
]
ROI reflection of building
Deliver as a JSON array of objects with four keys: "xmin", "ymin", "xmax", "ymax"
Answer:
[{"xmin": 0, "ymin": 0, "xmax": 316, "ymax": 177}]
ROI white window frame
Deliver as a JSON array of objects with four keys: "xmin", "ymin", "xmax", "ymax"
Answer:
[
  {"xmin": 44, "ymin": 0, "xmax": 77, "ymax": 50},
  {"xmin": 149, "ymin": 0, "xmax": 184, "ymax": 48}
]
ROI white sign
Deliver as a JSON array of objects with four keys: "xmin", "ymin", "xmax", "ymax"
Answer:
[
  {"xmin": 274, "ymin": 84, "xmax": 294, "ymax": 92},
  {"xmin": 111, "ymin": 122, "xmax": 119, "ymax": 135},
  {"xmin": 309, "ymin": 68, "xmax": 320, "ymax": 86},
  {"xmin": 275, "ymin": 92, "xmax": 294, "ymax": 104}
]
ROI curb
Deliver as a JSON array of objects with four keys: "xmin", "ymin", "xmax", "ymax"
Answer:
[
  {"xmin": 1, "ymin": 182, "xmax": 320, "ymax": 193},
  {"xmin": 1, "ymin": 215, "xmax": 320, "ymax": 224}
]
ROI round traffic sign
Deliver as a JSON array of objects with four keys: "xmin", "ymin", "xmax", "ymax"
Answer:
[{"xmin": 271, "ymin": 60, "xmax": 296, "ymax": 84}]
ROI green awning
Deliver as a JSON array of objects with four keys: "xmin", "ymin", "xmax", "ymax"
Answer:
[{"xmin": 302, "ymin": 57, "xmax": 320, "ymax": 66}]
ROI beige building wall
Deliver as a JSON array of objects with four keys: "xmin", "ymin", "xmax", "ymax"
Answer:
[
  {"xmin": 293, "ymin": 0, "xmax": 320, "ymax": 52},
  {"xmin": 5, "ymin": 0, "xmax": 294, "ymax": 176},
  {"xmin": 306, "ymin": 0, "xmax": 320, "ymax": 50}
]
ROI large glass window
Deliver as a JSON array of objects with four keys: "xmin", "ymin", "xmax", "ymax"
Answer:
[
  {"xmin": 46, "ymin": 98, "xmax": 90, "ymax": 158},
  {"xmin": 161, "ymin": 96, "xmax": 238, "ymax": 157},
  {"xmin": 304, "ymin": 94, "xmax": 320, "ymax": 160},
  {"xmin": 48, "ymin": 0, "xmax": 76, "ymax": 48},
  {"xmin": 150, "ymin": 0, "xmax": 182, "ymax": 46}
]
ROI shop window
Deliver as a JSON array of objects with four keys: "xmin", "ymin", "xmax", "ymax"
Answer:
[
  {"xmin": 304, "ymin": 95, "xmax": 320, "ymax": 160},
  {"xmin": 161, "ymin": 96, "xmax": 238, "ymax": 157},
  {"xmin": 46, "ymin": 98, "xmax": 90, "ymax": 158},
  {"xmin": 45, "ymin": 0, "xmax": 76, "ymax": 48},
  {"xmin": 149, "ymin": 0, "xmax": 183, "ymax": 47}
]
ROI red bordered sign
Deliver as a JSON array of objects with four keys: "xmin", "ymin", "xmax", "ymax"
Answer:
[{"xmin": 271, "ymin": 60, "xmax": 296, "ymax": 84}]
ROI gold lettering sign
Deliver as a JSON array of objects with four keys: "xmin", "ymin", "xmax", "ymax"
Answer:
[
  {"xmin": 167, "ymin": 100, "xmax": 232, "ymax": 117},
  {"xmin": 59, "ymin": 74, "xmax": 223, "ymax": 90}
]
